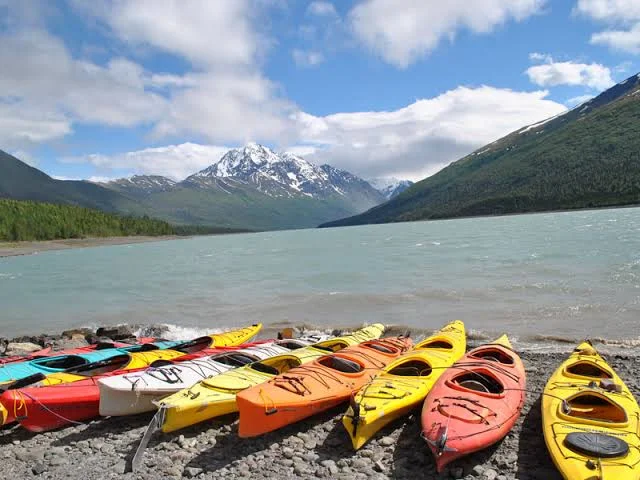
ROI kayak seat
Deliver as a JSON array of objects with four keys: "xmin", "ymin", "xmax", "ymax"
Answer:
[
  {"xmin": 471, "ymin": 349, "xmax": 514, "ymax": 365},
  {"xmin": 564, "ymin": 393, "xmax": 627, "ymax": 423},
  {"xmin": 452, "ymin": 372, "xmax": 504, "ymax": 394},
  {"xmin": 388, "ymin": 360, "xmax": 433, "ymax": 377},
  {"xmin": 0, "ymin": 373, "xmax": 46, "ymax": 391},
  {"xmin": 319, "ymin": 356, "xmax": 363, "ymax": 373},
  {"xmin": 94, "ymin": 342, "xmax": 117, "ymax": 350},
  {"xmin": 566, "ymin": 362, "xmax": 612, "ymax": 379},
  {"xmin": 128, "ymin": 344, "xmax": 160, "ymax": 353},
  {"xmin": 564, "ymin": 432, "xmax": 629, "ymax": 458},
  {"xmin": 251, "ymin": 363, "xmax": 279, "ymax": 375},
  {"xmin": 458, "ymin": 379, "xmax": 490, "ymax": 393}
]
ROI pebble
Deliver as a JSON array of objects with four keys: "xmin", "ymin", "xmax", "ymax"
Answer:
[
  {"xmin": 184, "ymin": 467, "xmax": 203, "ymax": 478},
  {"xmin": 379, "ymin": 436, "xmax": 395, "ymax": 446}
]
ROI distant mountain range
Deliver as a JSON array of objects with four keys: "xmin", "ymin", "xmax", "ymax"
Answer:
[
  {"xmin": 0, "ymin": 143, "xmax": 411, "ymax": 230},
  {"xmin": 321, "ymin": 72, "xmax": 640, "ymax": 227}
]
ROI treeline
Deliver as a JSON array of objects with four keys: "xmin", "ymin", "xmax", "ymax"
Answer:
[{"xmin": 0, "ymin": 199, "xmax": 175, "ymax": 241}]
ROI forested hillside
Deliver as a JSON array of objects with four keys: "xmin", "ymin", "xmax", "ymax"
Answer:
[{"xmin": 0, "ymin": 199, "xmax": 176, "ymax": 241}]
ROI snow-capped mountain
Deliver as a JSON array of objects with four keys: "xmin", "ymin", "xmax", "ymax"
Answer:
[
  {"xmin": 186, "ymin": 143, "xmax": 385, "ymax": 204},
  {"xmin": 368, "ymin": 177, "xmax": 414, "ymax": 199},
  {"xmin": 104, "ymin": 175, "xmax": 176, "ymax": 194}
]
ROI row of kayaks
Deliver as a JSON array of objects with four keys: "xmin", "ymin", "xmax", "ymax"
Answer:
[{"xmin": 1, "ymin": 321, "xmax": 639, "ymax": 479}]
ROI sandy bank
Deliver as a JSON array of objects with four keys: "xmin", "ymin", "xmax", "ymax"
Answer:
[{"xmin": 0, "ymin": 236, "xmax": 189, "ymax": 258}]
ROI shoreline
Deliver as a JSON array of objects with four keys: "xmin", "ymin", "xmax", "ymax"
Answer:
[{"xmin": 0, "ymin": 235, "xmax": 191, "ymax": 258}]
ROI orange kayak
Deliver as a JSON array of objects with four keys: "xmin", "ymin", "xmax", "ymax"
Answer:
[
  {"xmin": 421, "ymin": 335, "xmax": 526, "ymax": 472},
  {"xmin": 237, "ymin": 336, "xmax": 412, "ymax": 437}
]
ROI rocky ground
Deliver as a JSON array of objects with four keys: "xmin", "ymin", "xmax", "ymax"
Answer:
[{"xmin": 1, "ymin": 349, "xmax": 639, "ymax": 480}]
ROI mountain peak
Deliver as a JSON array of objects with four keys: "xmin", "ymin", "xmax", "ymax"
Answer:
[{"xmin": 186, "ymin": 143, "xmax": 385, "ymax": 203}]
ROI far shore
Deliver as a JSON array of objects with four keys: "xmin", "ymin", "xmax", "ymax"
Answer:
[{"xmin": 0, "ymin": 235, "xmax": 190, "ymax": 258}]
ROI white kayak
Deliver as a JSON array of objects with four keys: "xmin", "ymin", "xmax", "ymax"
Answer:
[{"xmin": 98, "ymin": 336, "xmax": 330, "ymax": 416}]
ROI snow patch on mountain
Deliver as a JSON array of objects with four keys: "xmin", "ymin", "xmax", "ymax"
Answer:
[
  {"xmin": 368, "ymin": 177, "xmax": 414, "ymax": 199},
  {"xmin": 104, "ymin": 175, "xmax": 176, "ymax": 193}
]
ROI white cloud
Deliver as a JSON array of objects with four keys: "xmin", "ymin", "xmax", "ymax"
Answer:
[
  {"xmin": 591, "ymin": 24, "xmax": 640, "ymax": 54},
  {"xmin": 0, "ymin": 99, "xmax": 71, "ymax": 149},
  {"xmin": 575, "ymin": 0, "xmax": 640, "ymax": 55},
  {"xmin": 526, "ymin": 56, "xmax": 614, "ymax": 90},
  {"xmin": 70, "ymin": 0, "xmax": 260, "ymax": 68},
  {"xmin": 292, "ymin": 49, "xmax": 325, "ymax": 67},
  {"xmin": 63, "ymin": 143, "xmax": 231, "ymax": 180},
  {"xmin": 349, "ymin": 0, "xmax": 546, "ymax": 68},
  {"xmin": 574, "ymin": 0, "xmax": 640, "ymax": 23},
  {"xmin": 307, "ymin": 1, "xmax": 338, "ymax": 17},
  {"xmin": 567, "ymin": 94, "xmax": 595, "ymax": 106},
  {"xmin": 294, "ymin": 86, "xmax": 567, "ymax": 180},
  {"xmin": 0, "ymin": 28, "xmax": 167, "ymax": 147}
]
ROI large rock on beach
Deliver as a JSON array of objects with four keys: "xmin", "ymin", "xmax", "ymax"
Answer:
[
  {"xmin": 95, "ymin": 325, "xmax": 137, "ymax": 341},
  {"xmin": 5, "ymin": 342, "xmax": 42, "ymax": 355}
]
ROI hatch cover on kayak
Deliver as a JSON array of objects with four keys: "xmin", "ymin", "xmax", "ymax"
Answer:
[{"xmin": 564, "ymin": 432, "xmax": 629, "ymax": 458}]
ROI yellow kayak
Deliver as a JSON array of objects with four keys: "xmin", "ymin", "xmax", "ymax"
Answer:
[
  {"xmin": 158, "ymin": 323, "xmax": 386, "ymax": 433},
  {"xmin": 542, "ymin": 341, "xmax": 640, "ymax": 479},
  {"xmin": 342, "ymin": 320, "xmax": 466, "ymax": 449}
]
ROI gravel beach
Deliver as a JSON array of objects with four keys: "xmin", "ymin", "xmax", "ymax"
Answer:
[{"xmin": 1, "ymin": 347, "xmax": 638, "ymax": 480}]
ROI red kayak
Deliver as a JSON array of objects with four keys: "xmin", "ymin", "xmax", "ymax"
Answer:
[
  {"xmin": 0, "ymin": 338, "xmax": 270, "ymax": 432},
  {"xmin": 421, "ymin": 335, "xmax": 526, "ymax": 472},
  {"xmin": 0, "ymin": 338, "xmax": 158, "ymax": 365}
]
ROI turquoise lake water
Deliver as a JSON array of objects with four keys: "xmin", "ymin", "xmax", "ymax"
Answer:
[{"xmin": 1, "ymin": 207, "xmax": 640, "ymax": 350}]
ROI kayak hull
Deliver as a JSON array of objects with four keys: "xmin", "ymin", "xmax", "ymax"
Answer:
[
  {"xmin": 421, "ymin": 335, "xmax": 526, "ymax": 472},
  {"xmin": 542, "ymin": 342, "xmax": 640, "ymax": 480},
  {"xmin": 343, "ymin": 320, "xmax": 466, "ymax": 450}
]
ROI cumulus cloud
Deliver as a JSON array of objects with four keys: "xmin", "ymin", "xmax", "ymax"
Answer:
[
  {"xmin": 62, "ymin": 143, "xmax": 231, "ymax": 181},
  {"xmin": 575, "ymin": 0, "xmax": 640, "ymax": 55},
  {"xmin": 69, "ymin": 0, "xmax": 260, "ymax": 68},
  {"xmin": 574, "ymin": 0, "xmax": 640, "ymax": 23},
  {"xmin": 294, "ymin": 86, "xmax": 567, "ymax": 180},
  {"xmin": 525, "ymin": 55, "xmax": 615, "ymax": 90},
  {"xmin": 292, "ymin": 49, "xmax": 325, "ymax": 67},
  {"xmin": 591, "ymin": 24, "xmax": 640, "ymax": 54},
  {"xmin": 349, "ymin": 0, "xmax": 546, "ymax": 68}
]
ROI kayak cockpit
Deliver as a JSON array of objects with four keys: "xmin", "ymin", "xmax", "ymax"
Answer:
[
  {"xmin": 318, "ymin": 355, "xmax": 364, "ymax": 374},
  {"xmin": 64, "ymin": 354, "xmax": 131, "ymax": 376},
  {"xmin": 449, "ymin": 371, "xmax": 504, "ymax": 394},
  {"xmin": 250, "ymin": 356, "xmax": 302, "ymax": 375},
  {"xmin": 471, "ymin": 348, "xmax": 514, "ymax": 365},
  {"xmin": 31, "ymin": 355, "xmax": 89, "ymax": 371},
  {"xmin": 416, "ymin": 339, "xmax": 453, "ymax": 350},
  {"xmin": 313, "ymin": 340, "xmax": 350, "ymax": 352},
  {"xmin": 561, "ymin": 393, "xmax": 627, "ymax": 424},
  {"xmin": 215, "ymin": 353, "xmax": 260, "ymax": 367},
  {"xmin": 360, "ymin": 341, "xmax": 400, "ymax": 355},
  {"xmin": 565, "ymin": 361, "xmax": 613, "ymax": 379},
  {"xmin": 172, "ymin": 337, "xmax": 212, "ymax": 354},
  {"xmin": 388, "ymin": 359, "xmax": 432, "ymax": 377}
]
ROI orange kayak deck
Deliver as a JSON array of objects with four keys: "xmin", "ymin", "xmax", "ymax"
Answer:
[{"xmin": 237, "ymin": 337, "xmax": 412, "ymax": 437}]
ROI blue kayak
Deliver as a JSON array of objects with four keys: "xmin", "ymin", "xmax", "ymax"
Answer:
[{"xmin": 0, "ymin": 340, "xmax": 178, "ymax": 384}]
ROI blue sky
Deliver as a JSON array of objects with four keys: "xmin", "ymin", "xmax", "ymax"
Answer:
[{"xmin": 1, "ymin": 0, "xmax": 638, "ymax": 182}]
